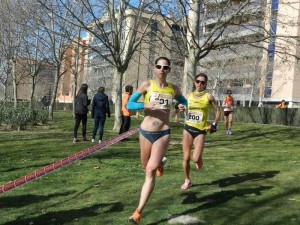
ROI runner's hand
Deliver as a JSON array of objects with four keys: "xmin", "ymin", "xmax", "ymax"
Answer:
[{"xmin": 210, "ymin": 122, "xmax": 217, "ymax": 134}]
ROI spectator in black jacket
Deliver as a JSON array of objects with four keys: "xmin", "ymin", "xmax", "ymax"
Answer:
[
  {"xmin": 73, "ymin": 84, "xmax": 91, "ymax": 143},
  {"xmin": 91, "ymin": 86, "xmax": 111, "ymax": 143}
]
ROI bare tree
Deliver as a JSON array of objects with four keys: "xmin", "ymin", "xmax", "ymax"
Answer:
[
  {"xmin": 18, "ymin": 25, "xmax": 51, "ymax": 109},
  {"xmin": 31, "ymin": 1, "xmax": 87, "ymax": 119},
  {"xmin": 0, "ymin": 0, "xmax": 28, "ymax": 107},
  {"xmin": 155, "ymin": 0, "xmax": 300, "ymax": 103},
  {"xmin": 40, "ymin": 0, "xmax": 162, "ymax": 130},
  {"xmin": 202, "ymin": 52, "xmax": 235, "ymax": 106},
  {"xmin": 156, "ymin": 0, "xmax": 266, "ymax": 95}
]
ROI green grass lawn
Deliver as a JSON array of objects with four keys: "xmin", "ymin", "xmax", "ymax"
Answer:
[{"xmin": 0, "ymin": 111, "xmax": 299, "ymax": 225}]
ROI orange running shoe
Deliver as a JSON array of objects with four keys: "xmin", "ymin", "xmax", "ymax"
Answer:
[
  {"xmin": 129, "ymin": 209, "xmax": 141, "ymax": 224},
  {"xmin": 156, "ymin": 157, "xmax": 167, "ymax": 177},
  {"xmin": 195, "ymin": 159, "xmax": 203, "ymax": 170}
]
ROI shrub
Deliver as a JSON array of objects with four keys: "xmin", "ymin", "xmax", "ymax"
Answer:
[
  {"xmin": 10, "ymin": 105, "xmax": 32, "ymax": 131},
  {"xmin": 38, "ymin": 109, "xmax": 49, "ymax": 124},
  {"xmin": 208, "ymin": 106, "xmax": 300, "ymax": 126},
  {"xmin": 0, "ymin": 100, "xmax": 50, "ymax": 131}
]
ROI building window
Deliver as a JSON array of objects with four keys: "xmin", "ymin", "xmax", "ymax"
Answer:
[
  {"xmin": 151, "ymin": 21, "xmax": 158, "ymax": 36},
  {"xmin": 171, "ymin": 24, "xmax": 181, "ymax": 37},
  {"xmin": 265, "ymin": 0, "xmax": 279, "ymax": 98},
  {"xmin": 264, "ymin": 87, "xmax": 272, "ymax": 98}
]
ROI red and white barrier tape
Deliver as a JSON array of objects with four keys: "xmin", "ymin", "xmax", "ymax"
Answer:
[{"xmin": 0, "ymin": 127, "xmax": 140, "ymax": 195}]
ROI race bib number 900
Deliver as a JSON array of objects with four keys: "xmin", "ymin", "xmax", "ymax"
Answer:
[
  {"xmin": 186, "ymin": 110, "xmax": 203, "ymax": 124},
  {"xmin": 150, "ymin": 92, "xmax": 173, "ymax": 109}
]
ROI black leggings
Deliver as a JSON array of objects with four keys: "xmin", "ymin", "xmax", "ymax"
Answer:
[
  {"xmin": 119, "ymin": 115, "xmax": 131, "ymax": 135},
  {"xmin": 74, "ymin": 113, "xmax": 87, "ymax": 138}
]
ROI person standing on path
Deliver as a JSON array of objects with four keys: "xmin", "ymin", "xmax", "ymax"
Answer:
[
  {"xmin": 73, "ymin": 84, "xmax": 91, "ymax": 143},
  {"xmin": 119, "ymin": 85, "xmax": 134, "ymax": 139},
  {"xmin": 91, "ymin": 86, "xmax": 111, "ymax": 143}
]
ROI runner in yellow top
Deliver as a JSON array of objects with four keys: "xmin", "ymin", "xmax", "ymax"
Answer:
[
  {"xmin": 126, "ymin": 56, "xmax": 187, "ymax": 224},
  {"xmin": 185, "ymin": 92, "xmax": 210, "ymax": 130},
  {"xmin": 178, "ymin": 73, "xmax": 220, "ymax": 190},
  {"xmin": 144, "ymin": 80, "xmax": 175, "ymax": 109}
]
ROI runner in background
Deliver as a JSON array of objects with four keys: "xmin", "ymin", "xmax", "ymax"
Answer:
[
  {"xmin": 276, "ymin": 100, "xmax": 287, "ymax": 108},
  {"xmin": 222, "ymin": 89, "xmax": 234, "ymax": 135}
]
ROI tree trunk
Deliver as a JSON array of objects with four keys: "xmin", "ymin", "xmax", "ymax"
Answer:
[
  {"xmin": 29, "ymin": 75, "xmax": 36, "ymax": 109},
  {"xmin": 182, "ymin": 56, "xmax": 197, "ymax": 96},
  {"xmin": 12, "ymin": 61, "xmax": 17, "ymax": 108},
  {"xmin": 72, "ymin": 76, "xmax": 77, "ymax": 119},
  {"xmin": 48, "ymin": 66, "xmax": 61, "ymax": 119},
  {"xmin": 182, "ymin": 0, "xmax": 200, "ymax": 96},
  {"xmin": 112, "ymin": 68, "xmax": 123, "ymax": 132}
]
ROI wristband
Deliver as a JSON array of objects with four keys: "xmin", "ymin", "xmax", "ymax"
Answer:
[
  {"xmin": 126, "ymin": 92, "xmax": 144, "ymax": 110},
  {"xmin": 175, "ymin": 95, "xmax": 187, "ymax": 107}
]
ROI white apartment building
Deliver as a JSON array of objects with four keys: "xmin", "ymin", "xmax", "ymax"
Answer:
[{"xmin": 200, "ymin": 0, "xmax": 300, "ymax": 107}]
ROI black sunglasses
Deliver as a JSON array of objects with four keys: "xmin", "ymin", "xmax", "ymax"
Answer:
[
  {"xmin": 195, "ymin": 80, "xmax": 206, "ymax": 85},
  {"xmin": 155, "ymin": 65, "xmax": 170, "ymax": 70}
]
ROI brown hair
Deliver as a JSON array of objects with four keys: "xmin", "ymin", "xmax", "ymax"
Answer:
[
  {"xmin": 155, "ymin": 56, "xmax": 171, "ymax": 66},
  {"xmin": 76, "ymin": 84, "xmax": 88, "ymax": 97}
]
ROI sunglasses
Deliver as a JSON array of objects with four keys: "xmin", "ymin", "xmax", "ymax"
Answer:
[
  {"xmin": 195, "ymin": 80, "xmax": 206, "ymax": 85},
  {"xmin": 155, "ymin": 65, "xmax": 170, "ymax": 70}
]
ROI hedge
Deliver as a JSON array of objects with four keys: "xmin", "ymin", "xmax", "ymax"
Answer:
[
  {"xmin": 54, "ymin": 103, "xmax": 300, "ymax": 126},
  {"xmin": 209, "ymin": 107, "xmax": 300, "ymax": 126}
]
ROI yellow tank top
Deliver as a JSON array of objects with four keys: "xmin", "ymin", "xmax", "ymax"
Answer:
[
  {"xmin": 144, "ymin": 80, "xmax": 175, "ymax": 109},
  {"xmin": 185, "ymin": 92, "xmax": 209, "ymax": 130}
]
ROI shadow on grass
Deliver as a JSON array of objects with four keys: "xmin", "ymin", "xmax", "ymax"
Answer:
[
  {"xmin": 180, "ymin": 185, "xmax": 273, "ymax": 206},
  {"xmin": 209, "ymin": 127, "xmax": 294, "ymax": 145},
  {"xmin": 0, "ymin": 163, "xmax": 51, "ymax": 173},
  {"xmin": 148, "ymin": 186, "xmax": 273, "ymax": 225},
  {"xmin": 206, "ymin": 128, "xmax": 299, "ymax": 148},
  {"xmin": 220, "ymin": 187, "xmax": 300, "ymax": 225},
  {"xmin": 197, "ymin": 170, "xmax": 280, "ymax": 187},
  {"xmin": 0, "ymin": 191, "xmax": 76, "ymax": 208},
  {"xmin": 148, "ymin": 171, "xmax": 280, "ymax": 225},
  {"xmin": 2, "ymin": 201, "xmax": 123, "ymax": 225}
]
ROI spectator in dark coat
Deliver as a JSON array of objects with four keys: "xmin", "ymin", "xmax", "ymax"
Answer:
[
  {"xmin": 73, "ymin": 84, "xmax": 91, "ymax": 143},
  {"xmin": 91, "ymin": 86, "xmax": 111, "ymax": 143}
]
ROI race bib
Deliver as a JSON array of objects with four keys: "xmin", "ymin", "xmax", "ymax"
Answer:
[
  {"xmin": 224, "ymin": 106, "xmax": 233, "ymax": 111},
  {"xmin": 186, "ymin": 110, "xmax": 203, "ymax": 124},
  {"xmin": 150, "ymin": 92, "xmax": 173, "ymax": 109}
]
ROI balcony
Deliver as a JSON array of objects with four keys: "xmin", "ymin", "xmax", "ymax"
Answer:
[
  {"xmin": 201, "ymin": 46, "xmax": 263, "ymax": 63},
  {"xmin": 200, "ymin": 20, "xmax": 263, "ymax": 45},
  {"xmin": 204, "ymin": 1, "xmax": 263, "ymax": 26}
]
